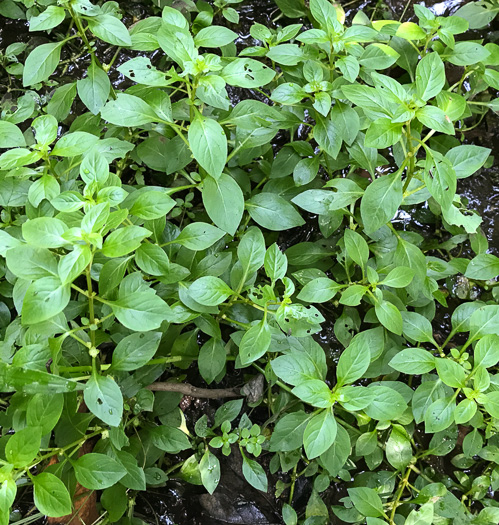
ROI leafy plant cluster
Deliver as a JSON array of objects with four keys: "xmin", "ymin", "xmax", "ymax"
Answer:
[{"xmin": 0, "ymin": 0, "xmax": 499, "ymax": 524}]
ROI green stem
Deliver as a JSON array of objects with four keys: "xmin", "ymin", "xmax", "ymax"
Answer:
[
  {"xmin": 86, "ymin": 263, "xmax": 96, "ymax": 350},
  {"xmin": 389, "ymin": 466, "xmax": 412, "ymax": 523}
]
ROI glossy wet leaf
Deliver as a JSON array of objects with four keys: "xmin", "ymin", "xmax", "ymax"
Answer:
[
  {"xmin": 188, "ymin": 116, "xmax": 227, "ymax": 180},
  {"xmin": 303, "ymin": 409, "xmax": 337, "ymax": 459},
  {"xmin": 33, "ymin": 473, "xmax": 72, "ymax": 518},
  {"xmin": 202, "ymin": 174, "xmax": 244, "ymax": 235},
  {"xmin": 23, "ymin": 42, "xmax": 62, "ymax": 86},
  {"xmin": 84, "ymin": 374, "xmax": 123, "ymax": 427},
  {"xmin": 246, "ymin": 193, "xmax": 305, "ymax": 231},
  {"xmin": 239, "ymin": 320, "xmax": 271, "ymax": 365},
  {"xmin": 73, "ymin": 453, "xmax": 126, "ymax": 490},
  {"xmin": 241, "ymin": 452, "xmax": 268, "ymax": 491},
  {"xmin": 111, "ymin": 332, "xmax": 162, "ymax": 371}
]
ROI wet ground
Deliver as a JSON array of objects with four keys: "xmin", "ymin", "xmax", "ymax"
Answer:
[{"xmin": 1, "ymin": 0, "xmax": 499, "ymax": 524}]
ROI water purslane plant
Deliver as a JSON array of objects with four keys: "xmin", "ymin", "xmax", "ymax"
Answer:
[{"xmin": 0, "ymin": 0, "xmax": 499, "ymax": 523}]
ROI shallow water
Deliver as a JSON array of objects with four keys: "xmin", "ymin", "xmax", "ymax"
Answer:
[{"xmin": 1, "ymin": 0, "xmax": 499, "ymax": 523}]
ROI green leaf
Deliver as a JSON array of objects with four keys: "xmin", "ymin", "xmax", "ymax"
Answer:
[
  {"xmin": 239, "ymin": 320, "xmax": 271, "ymax": 365},
  {"xmin": 47, "ymin": 82, "xmax": 77, "ymax": 121},
  {"xmin": 80, "ymin": 150, "xmax": 110, "ymax": 186},
  {"xmin": 101, "ymin": 93, "xmax": 158, "ymax": 126},
  {"xmin": 348, "ymin": 487, "xmax": 384, "ymax": 518},
  {"xmin": 445, "ymin": 145, "xmax": 490, "ymax": 179},
  {"xmin": 23, "ymin": 42, "xmax": 62, "ymax": 86},
  {"xmin": 435, "ymin": 358, "xmax": 467, "ymax": 388},
  {"xmin": 0, "ymin": 479, "xmax": 16, "ymax": 525},
  {"xmin": 199, "ymin": 337, "xmax": 226, "ymax": 384},
  {"xmin": 28, "ymin": 174, "xmax": 60, "ymax": 207},
  {"xmin": 310, "ymin": 0, "xmax": 338, "ymax": 28},
  {"xmin": 344, "ymin": 228, "xmax": 369, "ymax": 269},
  {"xmin": 87, "ymin": 14, "xmax": 132, "ymax": 46},
  {"xmin": 336, "ymin": 55, "xmax": 360, "ymax": 82},
  {"xmin": 115, "ymin": 450, "xmax": 146, "ymax": 491},
  {"xmin": 27, "ymin": 393, "xmax": 64, "ymax": 435},
  {"xmin": 175, "ymin": 222, "xmax": 226, "ymax": 250},
  {"xmin": 194, "ymin": 26, "xmax": 238, "ymax": 47},
  {"xmin": 401, "ymin": 311, "xmax": 434, "ymax": 343},
  {"xmin": 360, "ymin": 172, "xmax": 403, "ymax": 234},
  {"xmin": 297, "ymin": 277, "xmax": 340, "ymax": 303},
  {"xmin": 102, "ymin": 226, "xmax": 151, "ymax": 257},
  {"xmin": 150, "ymin": 425, "xmax": 192, "ymax": 453},
  {"xmin": 465, "ymin": 253, "xmax": 499, "ymax": 280},
  {"xmin": 425, "ymin": 397, "xmax": 455, "ymax": 433},
  {"xmin": 269, "ymin": 411, "xmax": 311, "ymax": 452},
  {"xmin": 267, "ymin": 44, "xmax": 303, "ymax": 65},
  {"xmin": 130, "ymin": 191, "xmax": 175, "ymax": 220},
  {"xmin": 6, "ymin": 427, "xmax": 42, "ymax": 467},
  {"xmin": 84, "ymin": 374, "xmax": 123, "ymax": 427},
  {"xmin": 405, "ymin": 503, "xmax": 434, "ymax": 525},
  {"xmin": 292, "ymin": 379, "xmax": 334, "ymax": 408},
  {"xmin": 200, "ymin": 450, "xmax": 221, "ymax": 495},
  {"xmin": 365, "ymin": 118, "xmax": 403, "ymax": 148},
  {"xmin": 386, "ymin": 425, "xmax": 412, "ymax": 469},
  {"xmin": 291, "ymin": 189, "xmax": 334, "ymax": 215},
  {"xmin": 282, "ymin": 503, "xmax": 298, "ymax": 525},
  {"xmin": 293, "ymin": 156, "xmax": 320, "ymax": 186},
  {"xmin": 264, "ymin": 243, "xmax": 288, "ymax": 282},
  {"xmin": 475, "ymin": 334, "xmax": 499, "ymax": 368},
  {"xmin": 29, "ymin": 6, "xmax": 65, "ymax": 31},
  {"xmin": 416, "ymin": 52, "xmax": 445, "ymax": 101},
  {"xmin": 221, "ymin": 58, "xmax": 275, "ymax": 88},
  {"xmin": 271, "ymin": 82, "xmax": 307, "ymax": 104},
  {"xmin": 51, "ymin": 131, "xmax": 99, "ymax": 157},
  {"xmin": 337, "ymin": 339, "xmax": 371, "ymax": 386},
  {"xmin": 445, "ymin": 42, "xmax": 490, "ymax": 65},
  {"xmin": 342, "ymin": 287, "xmax": 366, "ymax": 308},
  {"xmin": 33, "ymin": 473, "xmax": 72, "ymax": 518},
  {"xmin": 77, "ymin": 60, "xmax": 111, "ymax": 114},
  {"xmin": 22, "ymin": 217, "xmax": 67, "ymax": 248},
  {"xmin": 109, "ymin": 292, "xmax": 171, "ymax": 332},
  {"xmin": 389, "ymin": 348, "xmax": 436, "ymax": 374},
  {"xmin": 375, "ymin": 300, "xmax": 403, "ymax": 335},
  {"xmin": 241, "ymin": 452, "xmax": 268, "ymax": 491},
  {"xmin": 74, "ymin": 453, "xmax": 126, "ymax": 490},
  {"xmin": 22, "ymin": 276, "xmax": 70, "ymax": 325},
  {"xmin": 364, "ymin": 385, "xmax": 408, "ymax": 421},
  {"xmin": 454, "ymin": 398, "xmax": 477, "ymax": 424},
  {"xmin": 416, "ymin": 105, "xmax": 455, "ymax": 134},
  {"xmin": 463, "ymin": 428, "xmax": 483, "ymax": 457},
  {"xmin": 6, "ymin": 245, "xmax": 57, "ymax": 280},
  {"xmin": 237, "ymin": 226, "xmax": 266, "ymax": 282},
  {"xmin": 111, "ymin": 332, "xmax": 162, "ymax": 371},
  {"xmin": 304, "ymin": 409, "xmax": 337, "ymax": 459},
  {"xmin": 101, "ymin": 485, "xmax": 128, "ymax": 522},
  {"xmin": 0, "ymin": 121, "xmax": 26, "ymax": 148},
  {"xmin": 99, "ymin": 257, "xmax": 131, "ymax": 296},
  {"xmin": 135, "ymin": 244, "xmax": 172, "ymax": 277},
  {"xmin": 314, "ymin": 115, "xmax": 341, "ymax": 159},
  {"xmin": 247, "ymin": 193, "xmax": 304, "ymax": 231},
  {"xmin": 381, "ymin": 266, "xmax": 415, "ymax": 288},
  {"xmin": 189, "ymin": 276, "xmax": 233, "ymax": 306},
  {"xmin": 58, "ymin": 245, "xmax": 92, "ymax": 285},
  {"xmin": 202, "ymin": 174, "xmax": 244, "ymax": 235},
  {"xmin": 188, "ymin": 116, "xmax": 227, "ymax": 179},
  {"xmin": 482, "ymin": 391, "xmax": 499, "ymax": 418},
  {"xmin": 396, "ymin": 21, "xmax": 426, "ymax": 40},
  {"xmin": 117, "ymin": 57, "xmax": 169, "ymax": 87},
  {"xmin": 271, "ymin": 352, "xmax": 323, "ymax": 386}
]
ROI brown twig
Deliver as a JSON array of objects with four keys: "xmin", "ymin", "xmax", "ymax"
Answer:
[{"xmin": 146, "ymin": 382, "xmax": 242, "ymax": 399}]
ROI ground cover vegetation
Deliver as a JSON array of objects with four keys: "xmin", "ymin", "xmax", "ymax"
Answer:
[{"xmin": 0, "ymin": 0, "xmax": 499, "ymax": 523}]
